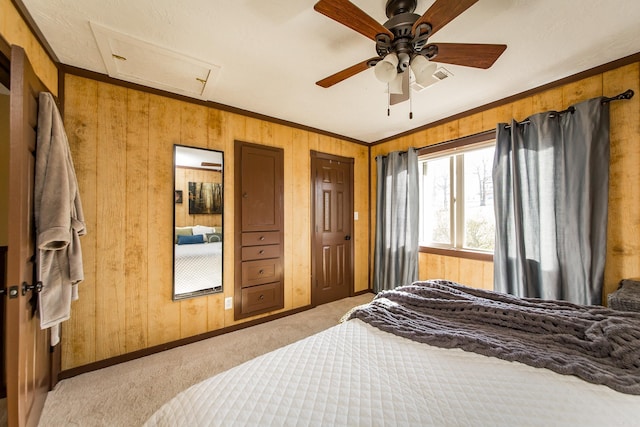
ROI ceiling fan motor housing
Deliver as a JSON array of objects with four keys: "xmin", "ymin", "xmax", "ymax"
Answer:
[
  {"xmin": 378, "ymin": 11, "xmax": 428, "ymax": 72},
  {"xmin": 379, "ymin": 0, "xmax": 437, "ymax": 73}
]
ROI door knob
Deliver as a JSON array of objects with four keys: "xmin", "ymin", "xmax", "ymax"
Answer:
[{"xmin": 344, "ymin": 235, "xmax": 351, "ymax": 241}]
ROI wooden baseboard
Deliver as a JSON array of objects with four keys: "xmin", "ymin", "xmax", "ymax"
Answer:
[
  {"xmin": 58, "ymin": 304, "xmax": 312, "ymax": 380},
  {"xmin": 59, "ymin": 289, "xmax": 376, "ymax": 380}
]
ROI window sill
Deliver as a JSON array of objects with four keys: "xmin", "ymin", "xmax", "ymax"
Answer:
[{"xmin": 419, "ymin": 246, "xmax": 493, "ymax": 262}]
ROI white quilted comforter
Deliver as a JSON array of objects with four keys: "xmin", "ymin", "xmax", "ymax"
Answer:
[
  {"xmin": 174, "ymin": 242, "xmax": 222, "ymax": 295},
  {"xmin": 145, "ymin": 319, "xmax": 640, "ymax": 426}
]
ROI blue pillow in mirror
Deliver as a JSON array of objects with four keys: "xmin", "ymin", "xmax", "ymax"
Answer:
[{"xmin": 177, "ymin": 234, "xmax": 204, "ymax": 245}]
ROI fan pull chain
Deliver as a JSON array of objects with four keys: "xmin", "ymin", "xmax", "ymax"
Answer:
[
  {"xmin": 387, "ymin": 83, "xmax": 391, "ymax": 116},
  {"xmin": 409, "ymin": 72, "xmax": 413, "ymax": 119}
]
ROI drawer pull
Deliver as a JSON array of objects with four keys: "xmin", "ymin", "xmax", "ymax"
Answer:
[
  {"xmin": 258, "ymin": 294, "xmax": 265, "ymax": 301},
  {"xmin": 259, "ymin": 250, "xmax": 265, "ymax": 254},
  {"xmin": 259, "ymin": 236, "xmax": 265, "ymax": 241},
  {"xmin": 259, "ymin": 269, "xmax": 264, "ymax": 275}
]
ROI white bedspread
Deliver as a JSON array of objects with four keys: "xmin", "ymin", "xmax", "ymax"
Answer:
[
  {"xmin": 174, "ymin": 242, "xmax": 222, "ymax": 295},
  {"xmin": 145, "ymin": 319, "xmax": 640, "ymax": 426}
]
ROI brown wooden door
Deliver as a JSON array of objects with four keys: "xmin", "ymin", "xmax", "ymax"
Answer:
[
  {"xmin": 240, "ymin": 144, "xmax": 283, "ymax": 232},
  {"xmin": 311, "ymin": 152, "xmax": 354, "ymax": 306},
  {"xmin": 6, "ymin": 45, "xmax": 50, "ymax": 427}
]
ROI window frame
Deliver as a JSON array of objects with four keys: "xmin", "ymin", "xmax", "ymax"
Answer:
[{"xmin": 417, "ymin": 130, "xmax": 496, "ymax": 262}]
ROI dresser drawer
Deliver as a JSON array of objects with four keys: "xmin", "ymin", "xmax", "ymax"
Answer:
[
  {"xmin": 241, "ymin": 259, "xmax": 282, "ymax": 287},
  {"xmin": 241, "ymin": 245, "xmax": 281, "ymax": 261},
  {"xmin": 241, "ymin": 231, "xmax": 280, "ymax": 246},
  {"xmin": 241, "ymin": 282, "xmax": 283, "ymax": 315}
]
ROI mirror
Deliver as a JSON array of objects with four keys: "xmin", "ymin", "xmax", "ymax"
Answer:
[{"xmin": 173, "ymin": 145, "xmax": 223, "ymax": 300}]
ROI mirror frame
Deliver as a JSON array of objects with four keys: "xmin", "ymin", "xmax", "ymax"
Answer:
[{"xmin": 172, "ymin": 144, "xmax": 224, "ymax": 300}]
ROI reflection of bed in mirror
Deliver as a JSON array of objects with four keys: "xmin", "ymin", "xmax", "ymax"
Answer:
[
  {"xmin": 173, "ymin": 144, "xmax": 224, "ymax": 300},
  {"xmin": 174, "ymin": 227, "xmax": 222, "ymax": 298},
  {"xmin": 174, "ymin": 240, "xmax": 222, "ymax": 297}
]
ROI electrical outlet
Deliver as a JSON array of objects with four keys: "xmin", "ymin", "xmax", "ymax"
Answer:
[{"xmin": 224, "ymin": 297, "xmax": 232, "ymax": 310}]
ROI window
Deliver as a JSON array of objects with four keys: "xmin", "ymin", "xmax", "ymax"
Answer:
[{"xmin": 418, "ymin": 137, "xmax": 496, "ymax": 254}]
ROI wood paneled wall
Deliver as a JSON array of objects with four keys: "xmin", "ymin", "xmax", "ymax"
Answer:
[
  {"xmin": 61, "ymin": 74, "xmax": 370, "ymax": 370},
  {"xmin": 174, "ymin": 167, "xmax": 222, "ymax": 228},
  {"xmin": 371, "ymin": 62, "xmax": 640, "ymax": 302},
  {"xmin": 0, "ymin": 0, "xmax": 57, "ymax": 94}
]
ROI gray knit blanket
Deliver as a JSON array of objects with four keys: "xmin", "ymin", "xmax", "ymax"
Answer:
[{"xmin": 347, "ymin": 280, "xmax": 640, "ymax": 395}]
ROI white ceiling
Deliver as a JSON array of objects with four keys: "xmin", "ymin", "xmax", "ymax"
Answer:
[
  {"xmin": 175, "ymin": 145, "xmax": 223, "ymax": 169},
  {"xmin": 21, "ymin": 0, "xmax": 640, "ymax": 143}
]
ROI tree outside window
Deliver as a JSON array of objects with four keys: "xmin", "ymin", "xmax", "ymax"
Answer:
[{"xmin": 419, "ymin": 143, "xmax": 495, "ymax": 253}]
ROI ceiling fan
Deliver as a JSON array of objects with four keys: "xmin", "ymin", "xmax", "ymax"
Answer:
[{"xmin": 314, "ymin": 0, "xmax": 507, "ymax": 108}]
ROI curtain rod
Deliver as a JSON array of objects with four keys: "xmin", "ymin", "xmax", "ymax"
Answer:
[
  {"xmin": 413, "ymin": 129, "xmax": 497, "ymax": 154},
  {"xmin": 384, "ymin": 89, "xmax": 635, "ymax": 154},
  {"xmin": 504, "ymin": 89, "xmax": 634, "ymax": 129}
]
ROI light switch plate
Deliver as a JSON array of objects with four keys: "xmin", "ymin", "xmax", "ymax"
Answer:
[
  {"xmin": 354, "ymin": 211, "xmax": 359, "ymax": 220},
  {"xmin": 224, "ymin": 297, "xmax": 233, "ymax": 310}
]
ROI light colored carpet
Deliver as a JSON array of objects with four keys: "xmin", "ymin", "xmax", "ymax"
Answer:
[{"xmin": 37, "ymin": 294, "xmax": 373, "ymax": 426}]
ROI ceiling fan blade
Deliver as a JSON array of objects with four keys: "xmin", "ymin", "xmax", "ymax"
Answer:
[
  {"xmin": 428, "ymin": 43, "xmax": 507, "ymax": 69},
  {"xmin": 412, "ymin": 0, "xmax": 479, "ymax": 37},
  {"xmin": 314, "ymin": 0, "xmax": 393, "ymax": 42},
  {"xmin": 316, "ymin": 57, "xmax": 378, "ymax": 88}
]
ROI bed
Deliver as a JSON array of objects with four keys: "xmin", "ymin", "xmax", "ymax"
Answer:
[
  {"xmin": 145, "ymin": 280, "xmax": 640, "ymax": 426},
  {"xmin": 173, "ymin": 241, "xmax": 222, "ymax": 296}
]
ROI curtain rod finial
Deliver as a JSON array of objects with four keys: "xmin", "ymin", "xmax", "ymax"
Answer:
[
  {"xmin": 603, "ymin": 89, "xmax": 634, "ymax": 103},
  {"xmin": 621, "ymin": 89, "xmax": 634, "ymax": 100}
]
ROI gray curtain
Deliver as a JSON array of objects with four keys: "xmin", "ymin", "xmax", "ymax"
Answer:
[
  {"xmin": 374, "ymin": 148, "xmax": 419, "ymax": 293},
  {"xmin": 493, "ymin": 97, "xmax": 610, "ymax": 305}
]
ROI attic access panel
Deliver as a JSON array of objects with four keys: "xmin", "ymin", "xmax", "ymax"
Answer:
[{"xmin": 91, "ymin": 22, "xmax": 220, "ymax": 100}]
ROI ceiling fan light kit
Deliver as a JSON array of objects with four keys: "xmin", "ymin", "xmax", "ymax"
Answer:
[
  {"xmin": 314, "ymin": 0, "xmax": 507, "ymax": 116},
  {"xmin": 374, "ymin": 53, "xmax": 400, "ymax": 83},
  {"xmin": 409, "ymin": 54, "xmax": 438, "ymax": 88}
]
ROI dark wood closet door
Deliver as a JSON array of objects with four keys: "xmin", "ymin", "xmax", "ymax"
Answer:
[
  {"xmin": 240, "ymin": 144, "xmax": 283, "ymax": 232},
  {"xmin": 235, "ymin": 141, "xmax": 284, "ymax": 319},
  {"xmin": 6, "ymin": 45, "xmax": 50, "ymax": 427},
  {"xmin": 311, "ymin": 153, "xmax": 354, "ymax": 306}
]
